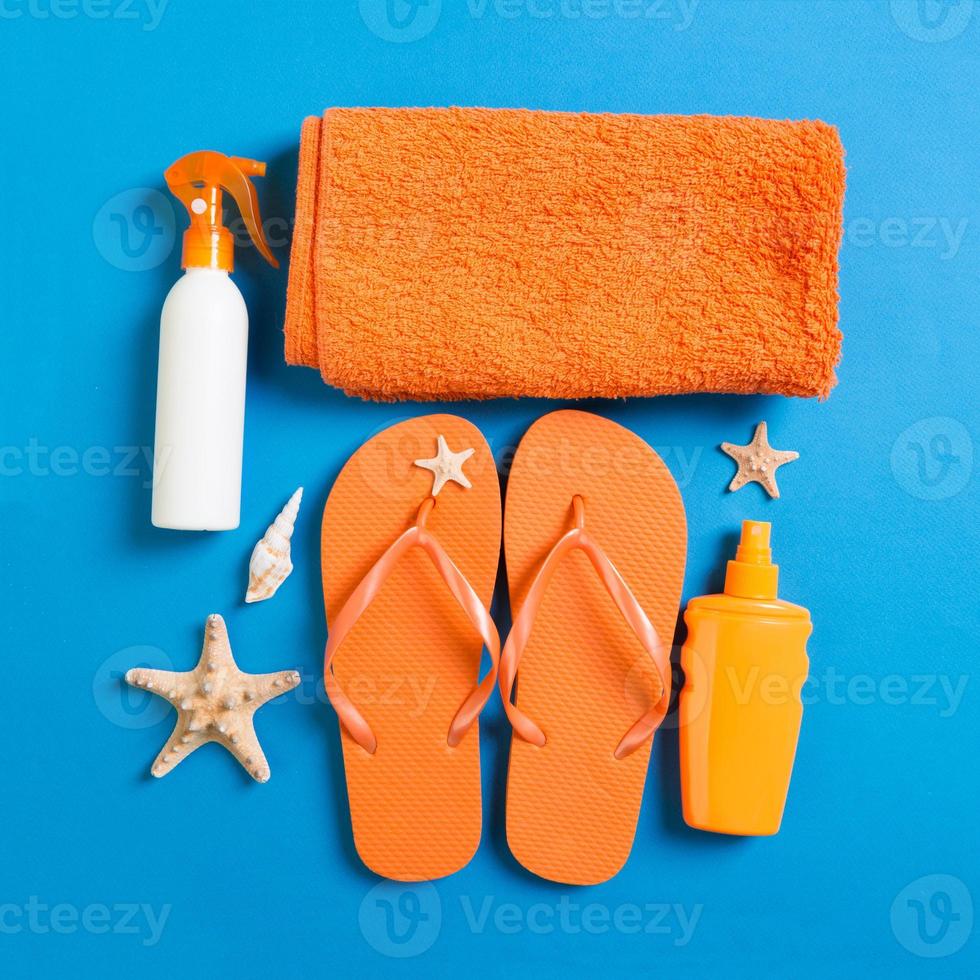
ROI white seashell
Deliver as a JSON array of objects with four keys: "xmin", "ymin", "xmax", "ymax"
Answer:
[{"xmin": 245, "ymin": 487, "xmax": 303, "ymax": 603}]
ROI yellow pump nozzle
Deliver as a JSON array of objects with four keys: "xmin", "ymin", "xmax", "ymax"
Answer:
[{"xmin": 164, "ymin": 150, "xmax": 280, "ymax": 272}]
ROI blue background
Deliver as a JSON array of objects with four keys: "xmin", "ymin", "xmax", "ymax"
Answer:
[{"xmin": 2, "ymin": 0, "xmax": 978, "ymax": 976}]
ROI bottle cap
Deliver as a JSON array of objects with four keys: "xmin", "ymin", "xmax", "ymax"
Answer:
[{"xmin": 724, "ymin": 520, "xmax": 779, "ymax": 599}]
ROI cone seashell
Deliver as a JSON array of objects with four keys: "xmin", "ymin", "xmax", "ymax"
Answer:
[{"xmin": 245, "ymin": 487, "xmax": 303, "ymax": 603}]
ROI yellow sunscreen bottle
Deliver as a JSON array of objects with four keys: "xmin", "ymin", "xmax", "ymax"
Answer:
[{"xmin": 679, "ymin": 521, "xmax": 811, "ymax": 835}]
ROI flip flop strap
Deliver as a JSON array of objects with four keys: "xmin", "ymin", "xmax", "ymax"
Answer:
[
  {"xmin": 324, "ymin": 498, "xmax": 500, "ymax": 755},
  {"xmin": 500, "ymin": 496, "xmax": 671, "ymax": 760}
]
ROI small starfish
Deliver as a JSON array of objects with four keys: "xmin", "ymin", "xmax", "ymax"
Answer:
[
  {"xmin": 720, "ymin": 421, "xmax": 799, "ymax": 499},
  {"xmin": 125, "ymin": 614, "xmax": 300, "ymax": 783},
  {"xmin": 414, "ymin": 434, "xmax": 474, "ymax": 496}
]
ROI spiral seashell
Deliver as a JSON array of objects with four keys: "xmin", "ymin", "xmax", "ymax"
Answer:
[{"xmin": 245, "ymin": 487, "xmax": 303, "ymax": 603}]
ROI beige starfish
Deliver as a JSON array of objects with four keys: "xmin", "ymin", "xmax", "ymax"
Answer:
[
  {"xmin": 720, "ymin": 421, "xmax": 799, "ymax": 499},
  {"xmin": 125, "ymin": 614, "xmax": 300, "ymax": 783},
  {"xmin": 414, "ymin": 434, "xmax": 474, "ymax": 496}
]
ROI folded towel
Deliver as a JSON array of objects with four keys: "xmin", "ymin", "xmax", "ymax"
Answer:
[{"xmin": 285, "ymin": 107, "xmax": 845, "ymax": 401}]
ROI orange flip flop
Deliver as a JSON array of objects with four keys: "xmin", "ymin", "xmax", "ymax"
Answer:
[
  {"xmin": 500, "ymin": 410, "xmax": 687, "ymax": 884},
  {"xmin": 322, "ymin": 415, "xmax": 501, "ymax": 881}
]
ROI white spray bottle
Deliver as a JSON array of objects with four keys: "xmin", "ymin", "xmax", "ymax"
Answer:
[{"xmin": 151, "ymin": 151, "xmax": 278, "ymax": 530}]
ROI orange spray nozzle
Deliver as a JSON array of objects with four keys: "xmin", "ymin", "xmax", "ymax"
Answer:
[
  {"xmin": 725, "ymin": 520, "xmax": 779, "ymax": 600},
  {"xmin": 164, "ymin": 150, "xmax": 279, "ymax": 272},
  {"xmin": 735, "ymin": 520, "xmax": 772, "ymax": 564}
]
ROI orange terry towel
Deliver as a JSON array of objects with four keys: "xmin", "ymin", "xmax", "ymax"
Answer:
[{"xmin": 285, "ymin": 108, "xmax": 845, "ymax": 401}]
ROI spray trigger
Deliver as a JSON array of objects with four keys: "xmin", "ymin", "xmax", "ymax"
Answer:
[{"xmin": 164, "ymin": 150, "xmax": 279, "ymax": 272}]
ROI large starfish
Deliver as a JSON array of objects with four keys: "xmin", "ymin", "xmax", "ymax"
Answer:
[
  {"xmin": 720, "ymin": 421, "xmax": 799, "ymax": 499},
  {"xmin": 126, "ymin": 614, "xmax": 300, "ymax": 782}
]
